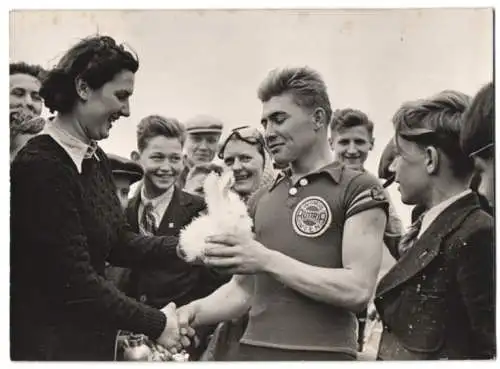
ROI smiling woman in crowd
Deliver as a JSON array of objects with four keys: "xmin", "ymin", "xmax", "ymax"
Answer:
[
  {"xmin": 218, "ymin": 125, "xmax": 276, "ymax": 201},
  {"xmin": 10, "ymin": 35, "xmax": 190, "ymax": 361}
]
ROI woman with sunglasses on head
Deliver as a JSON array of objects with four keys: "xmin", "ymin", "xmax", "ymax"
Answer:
[
  {"xmin": 200, "ymin": 125, "xmax": 276, "ymax": 361},
  {"xmin": 10, "ymin": 35, "xmax": 191, "ymax": 361},
  {"xmin": 218, "ymin": 125, "xmax": 276, "ymax": 202}
]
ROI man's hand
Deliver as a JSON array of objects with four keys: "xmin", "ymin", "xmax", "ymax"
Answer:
[
  {"xmin": 176, "ymin": 304, "xmax": 198, "ymax": 347},
  {"xmin": 203, "ymin": 234, "xmax": 273, "ymax": 274},
  {"xmin": 157, "ymin": 302, "xmax": 181, "ymax": 352}
]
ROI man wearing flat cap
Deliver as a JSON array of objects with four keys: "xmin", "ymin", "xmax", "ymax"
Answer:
[{"xmin": 177, "ymin": 115, "xmax": 224, "ymax": 189}]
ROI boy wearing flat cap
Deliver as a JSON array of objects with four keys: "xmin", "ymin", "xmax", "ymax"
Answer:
[
  {"xmin": 108, "ymin": 153, "xmax": 144, "ymax": 210},
  {"xmin": 177, "ymin": 115, "xmax": 224, "ymax": 189}
]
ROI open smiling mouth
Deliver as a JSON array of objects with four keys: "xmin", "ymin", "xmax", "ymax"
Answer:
[
  {"xmin": 108, "ymin": 113, "xmax": 121, "ymax": 124},
  {"xmin": 234, "ymin": 173, "xmax": 251, "ymax": 182}
]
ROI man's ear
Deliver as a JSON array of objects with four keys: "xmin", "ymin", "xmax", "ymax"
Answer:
[
  {"xmin": 369, "ymin": 137, "xmax": 375, "ymax": 151},
  {"xmin": 312, "ymin": 108, "xmax": 327, "ymax": 130},
  {"xmin": 130, "ymin": 150, "xmax": 140, "ymax": 162},
  {"xmin": 425, "ymin": 146, "xmax": 439, "ymax": 174},
  {"xmin": 75, "ymin": 77, "xmax": 90, "ymax": 101}
]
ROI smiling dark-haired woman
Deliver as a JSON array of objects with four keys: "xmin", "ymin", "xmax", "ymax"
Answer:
[{"xmin": 10, "ymin": 35, "xmax": 188, "ymax": 361}]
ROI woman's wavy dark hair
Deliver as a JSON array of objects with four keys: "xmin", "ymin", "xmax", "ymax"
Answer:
[{"xmin": 40, "ymin": 35, "xmax": 139, "ymax": 114}]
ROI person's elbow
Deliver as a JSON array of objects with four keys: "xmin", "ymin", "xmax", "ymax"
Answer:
[{"xmin": 347, "ymin": 288, "xmax": 372, "ymax": 313}]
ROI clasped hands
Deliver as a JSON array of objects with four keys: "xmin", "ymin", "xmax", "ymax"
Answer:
[{"xmin": 156, "ymin": 302, "xmax": 197, "ymax": 354}]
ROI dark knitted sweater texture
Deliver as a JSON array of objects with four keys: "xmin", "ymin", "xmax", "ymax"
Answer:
[{"xmin": 11, "ymin": 135, "xmax": 181, "ymax": 352}]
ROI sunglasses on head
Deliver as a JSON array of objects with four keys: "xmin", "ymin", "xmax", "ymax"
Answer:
[{"xmin": 218, "ymin": 125, "xmax": 266, "ymax": 159}]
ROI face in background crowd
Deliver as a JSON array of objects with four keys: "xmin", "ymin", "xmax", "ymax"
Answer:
[
  {"xmin": 329, "ymin": 109, "xmax": 375, "ymax": 171},
  {"xmin": 220, "ymin": 127, "xmax": 266, "ymax": 197},
  {"xmin": 39, "ymin": 36, "xmax": 139, "ymax": 143},
  {"xmin": 114, "ymin": 175, "xmax": 135, "ymax": 209},
  {"xmin": 10, "ymin": 62, "xmax": 46, "ymax": 117},
  {"xmin": 185, "ymin": 132, "xmax": 220, "ymax": 165},
  {"xmin": 330, "ymin": 126, "xmax": 374, "ymax": 170},
  {"xmin": 108, "ymin": 153, "xmax": 144, "ymax": 210},
  {"xmin": 473, "ymin": 153, "xmax": 494, "ymax": 206},
  {"xmin": 460, "ymin": 82, "xmax": 494, "ymax": 206},
  {"xmin": 136, "ymin": 115, "xmax": 186, "ymax": 199},
  {"xmin": 183, "ymin": 115, "xmax": 224, "ymax": 167}
]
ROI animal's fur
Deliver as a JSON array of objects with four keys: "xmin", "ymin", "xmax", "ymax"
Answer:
[{"xmin": 178, "ymin": 170, "xmax": 253, "ymax": 263}]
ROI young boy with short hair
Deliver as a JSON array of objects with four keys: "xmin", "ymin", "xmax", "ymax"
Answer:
[{"xmin": 125, "ymin": 115, "xmax": 229, "ymax": 360}]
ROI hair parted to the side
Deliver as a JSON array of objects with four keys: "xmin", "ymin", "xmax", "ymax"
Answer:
[
  {"xmin": 460, "ymin": 82, "xmax": 494, "ymax": 159},
  {"xmin": 40, "ymin": 35, "xmax": 139, "ymax": 114},
  {"xmin": 330, "ymin": 108, "xmax": 374, "ymax": 136},
  {"xmin": 10, "ymin": 62, "xmax": 47, "ymax": 81},
  {"xmin": 257, "ymin": 66, "xmax": 333, "ymax": 125},
  {"xmin": 393, "ymin": 90, "xmax": 473, "ymax": 178},
  {"xmin": 136, "ymin": 114, "xmax": 186, "ymax": 151}
]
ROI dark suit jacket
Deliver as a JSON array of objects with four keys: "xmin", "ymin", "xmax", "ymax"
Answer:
[
  {"xmin": 125, "ymin": 187, "xmax": 228, "ymax": 308},
  {"xmin": 125, "ymin": 187, "xmax": 230, "ymax": 360},
  {"xmin": 375, "ymin": 192, "xmax": 495, "ymax": 360}
]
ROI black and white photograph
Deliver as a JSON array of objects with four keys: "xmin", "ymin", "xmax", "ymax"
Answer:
[{"xmin": 7, "ymin": 4, "xmax": 495, "ymax": 362}]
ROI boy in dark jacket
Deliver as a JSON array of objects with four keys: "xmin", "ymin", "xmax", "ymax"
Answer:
[{"xmin": 124, "ymin": 115, "xmax": 229, "ymax": 359}]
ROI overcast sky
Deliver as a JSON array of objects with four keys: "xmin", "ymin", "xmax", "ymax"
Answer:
[{"xmin": 9, "ymin": 8, "xmax": 493, "ymax": 225}]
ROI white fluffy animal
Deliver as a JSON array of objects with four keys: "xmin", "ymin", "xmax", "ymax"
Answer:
[{"xmin": 178, "ymin": 170, "xmax": 254, "ymax": 263}]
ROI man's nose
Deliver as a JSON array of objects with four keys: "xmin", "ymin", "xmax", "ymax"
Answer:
[
  {"xmin": 347, "ymin": 142, "xmax": 358, "ymax": 153},
  {"xmin": 121, "ymin": 100, "xmax": 130, "ymax": 117},
  {"xmin": 159, "ymin": 161, "xmax": 173, "ymax": 172},
  {"xmin": 198, "ymin": 139, "xmax": 209, "ymax": 150},
  {"xmin": 23, "ymin": 95, "xmax": 35, "ymax": 108}
]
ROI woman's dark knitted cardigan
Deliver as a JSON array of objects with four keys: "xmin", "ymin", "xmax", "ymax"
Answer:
[{"xmin": 10, "ymin": 134, "xmax": 179, "ymax": 360}]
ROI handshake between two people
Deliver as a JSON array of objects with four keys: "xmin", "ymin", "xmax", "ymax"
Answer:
[{"xmin": 157, "ymin": 302, "xmax": 197, "ymax": 355}]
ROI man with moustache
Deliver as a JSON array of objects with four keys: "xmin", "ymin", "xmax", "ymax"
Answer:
[
  {"xmin": 375, "ymin": 90, "xmax": 495, "ymax": 360},
  {"xmin": 176, "ymin": 115, "xmax": 224, "ymax": 189},
  {"xmin": 176, "ymin": 67, "xmax": 389, "ymax": 361}
]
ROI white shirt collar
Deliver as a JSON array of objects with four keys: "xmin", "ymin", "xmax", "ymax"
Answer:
[
  {"xmin": 139, "ymin": 185, "xmax": 175, "ymax": 230},
  {"xmin": 43, "ymin": 118, "xmax": 99, "ymax": 173},
  {"xmin": 418, "ymin": 189, "xmax": 472, "ymax": 238}
]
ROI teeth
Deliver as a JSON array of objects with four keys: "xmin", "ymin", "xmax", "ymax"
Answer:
[{"xmin": 235, "ymin": 175, "xmax": 250, "ymax": 180}]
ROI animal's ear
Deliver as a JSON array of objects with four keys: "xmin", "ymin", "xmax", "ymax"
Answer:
[
  {"xmin": 203, "ymin": 171, "xmax": 219, "ymax": 196},
  {"xmin": 220, "ymin": 170, "xmax": 235, "ymax": 193},
  {"xmin": 202, "ymin": 171, "xmax": 222, "ymax": 210}
]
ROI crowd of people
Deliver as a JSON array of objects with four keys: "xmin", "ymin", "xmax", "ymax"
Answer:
[{"xmin": 9, "ymin": 34, "xmax": 495, "ymax": 361}]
